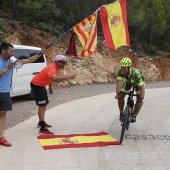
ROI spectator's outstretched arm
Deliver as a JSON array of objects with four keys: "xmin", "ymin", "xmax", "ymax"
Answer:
[
  {"xmin": 51, "ymin": 74, "xmax": 76, "ymax": 82},
  {"xmin": 22, "ymin": 49, "xmax": 45, "ymax": 64}
]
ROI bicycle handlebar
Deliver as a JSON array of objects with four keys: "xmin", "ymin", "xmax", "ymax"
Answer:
[
  {"xmin": 120, "ymin": 91, "xmax": 140, "ymax": 97},
  {"xmin": 119, "ymin": 86, "xmax": 143, "ymax": 102}
]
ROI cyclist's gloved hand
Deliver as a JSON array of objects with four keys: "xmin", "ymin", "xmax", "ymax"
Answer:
[
  {"xmin": 115, "ymin": 92, "xmax": 121, "ymax": 99},
  {"xmin": 139, "ymin": 96, "xmax": 144, "ymax": 104}
]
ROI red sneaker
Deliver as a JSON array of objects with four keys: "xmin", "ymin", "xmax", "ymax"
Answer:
[
  {"xmin": 39, "ymin": 128, "xmax": 54, "ymax": 135},
  {"xmin": 0, "ymin": 137, "xmax": 12, "ymax": 147},
  {"xmin": 37, "ymin": 122, "xmax": 52, "ymax": 128}
]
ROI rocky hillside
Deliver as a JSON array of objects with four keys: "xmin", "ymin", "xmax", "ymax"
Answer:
[{"xmin": 1, "ymin": 18, "xmax": 170, "ymax": 88}]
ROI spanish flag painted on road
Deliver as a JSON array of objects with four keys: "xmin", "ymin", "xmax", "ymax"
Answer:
[
  {"xmin": 73, "ymin": 13, "xmax": 98, "ymax": 58},
  {"xmin": 100, "ymin": 0, "xmax": 130, "ymax": 51},
  {"xmin": 38, "ymin": 132, "xmax": 120, "ymax": 150}
]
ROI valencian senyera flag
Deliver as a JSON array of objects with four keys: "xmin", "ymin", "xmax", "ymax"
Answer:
[
  {"xmin": 73, "ymin": 12, "xmax": 98, "ymax": 58},
  {"xmin": 38, "ymin": 131, "xmax": 120, "ymax": 150},
  {"xmin": 100, "ymin": 0, "xmax": 130, "ymax": 51}
]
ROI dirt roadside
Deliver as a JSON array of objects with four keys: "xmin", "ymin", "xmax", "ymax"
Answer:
[{"xmin": 6, "ymin": 81, "xmax": 170, "ymax": 130}]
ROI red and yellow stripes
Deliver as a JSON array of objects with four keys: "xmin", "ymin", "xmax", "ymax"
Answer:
[
  {"xmin": 73, "ymin": 13, "xmax": 98, "ymax": 57},
  {"xmin": 38, "ymin": 132, "xmax": 120, "ymax": 150},
  {"xmin": 100, "ymin": 0, "xmax": 130, "ymax": 51}
]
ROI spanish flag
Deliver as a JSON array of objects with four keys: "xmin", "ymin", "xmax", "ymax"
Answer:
[
  {"xmin": 100, "ymin": 0, "xmax": 130, "ymax": 51},
  {"xmin": 38, "ymin": 132, "xmax": 120, "ymax": 150},
  {"xmin": 73, "ymin": 13, "xmax": 98, "ymax": 58}
]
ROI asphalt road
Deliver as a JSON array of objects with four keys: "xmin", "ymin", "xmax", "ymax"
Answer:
[
  {"xmin": 1, "ymin": 84, "xmax": 170, "ymax": 170},
  {"xmin": 7, "ymin": 81, "xmax": 170, "ymax": 129}
]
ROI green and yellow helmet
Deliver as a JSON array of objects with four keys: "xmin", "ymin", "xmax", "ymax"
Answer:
[{"xmin": 120, "ymin": 57, "xmax": 131, "ymax": 67}]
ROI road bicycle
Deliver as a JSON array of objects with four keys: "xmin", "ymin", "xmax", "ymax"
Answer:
[{"xmin": 119, "ymin": 86, "xmax": 141, "ymax": 144}]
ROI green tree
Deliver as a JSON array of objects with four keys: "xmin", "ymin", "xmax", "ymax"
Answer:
[
  {"xmin": 144, "ymin": 0, "xmax": 167, "ymax": 44},
  {"xmin": 16, "ymin": 0, "xmax": 61, "ymax": 34},
  {"xmin": 0, "ymin": 21, "xmax": 6, "ymax": 42},
  {"xmin": 127, "ymin": 0, "xmax": 147, "ymax": 49},
  {"xmin": 128, "ymin": 0, "xmax": 169, "ymax": 53},
  {"xmin": 1, "ymin": 0, "xmax": 169, "ymax": 53},
  {"xmin": 158, "ymin": 0, "xmax": 170, "ymax": 51}
]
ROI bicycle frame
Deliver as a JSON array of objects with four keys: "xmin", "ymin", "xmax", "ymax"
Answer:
[{"xmin": 119, "ymin": 86, "xmax": 139, "ymax": 144}]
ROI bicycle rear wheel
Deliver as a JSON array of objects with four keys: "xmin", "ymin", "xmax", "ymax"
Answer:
[{"xmin": 119, "ymin": 107, "xmax": 130, "ymax": 144}]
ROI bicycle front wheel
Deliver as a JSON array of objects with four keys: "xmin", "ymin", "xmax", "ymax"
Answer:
[
  {"xmin": 119, "ymin": 107, "xmax": 130, "ymax": 144},
  {"xmin": 126, "ymin": 107, "xmax": 132, "ymax": 130}
]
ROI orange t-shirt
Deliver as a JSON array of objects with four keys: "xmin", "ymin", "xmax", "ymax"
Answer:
[{"xmin": 31, "ymin": 64, "xmax": 58, "ymax": 87}]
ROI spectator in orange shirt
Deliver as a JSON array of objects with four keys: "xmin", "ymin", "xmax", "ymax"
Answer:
[{"xmin": 30, "ymin": 55, "xmax": 76, "ymax": 135}]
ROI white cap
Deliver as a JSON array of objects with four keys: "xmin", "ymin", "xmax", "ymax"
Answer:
[{"xmin": 54, "ymin": 55, "xmax": 67, "ymax": 61}]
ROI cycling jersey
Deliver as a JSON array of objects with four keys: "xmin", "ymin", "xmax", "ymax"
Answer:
[{"xmin": 116, "ymin": 67, "xmax": 145, "ymax": 87}]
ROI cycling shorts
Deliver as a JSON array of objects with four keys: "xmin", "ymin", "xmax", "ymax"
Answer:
[{"xmin": 121, "ymin": 82, "xmax": 145, "ymax": 93}]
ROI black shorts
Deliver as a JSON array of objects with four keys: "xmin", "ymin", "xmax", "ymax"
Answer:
[
  {"xmin": 30, "ymin": 83, "xmax": 49, "ymax": 107},
  {"xmin": 0, "ymin": 92, "xmax": 12, "ymax": 111},
  {"xmin": 121, "ymin": 82, "xmax": 145, "ymax": 93}
]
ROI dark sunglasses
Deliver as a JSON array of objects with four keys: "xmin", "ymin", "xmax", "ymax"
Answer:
[{"xmin": 59, "ymin": 61, "xmax": 67, "ymax": 65}]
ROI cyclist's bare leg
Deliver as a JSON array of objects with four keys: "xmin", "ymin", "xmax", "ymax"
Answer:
[
  {"xmin": 133, "ymin": 96, "xmax": 143, "ymax": 116},
  {"xmin": 118, "ymin": 93, "xmax": 126, "ymax": 112}
]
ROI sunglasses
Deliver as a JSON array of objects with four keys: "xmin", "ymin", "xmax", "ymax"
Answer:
[{"xmin": 58, "ymin": 61, "xmax": 67, "ymax": 66}]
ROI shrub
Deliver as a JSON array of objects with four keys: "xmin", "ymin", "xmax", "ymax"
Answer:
[{"xmin": 0, "ymin": 21, "xmax": 7, "ymax": 42}]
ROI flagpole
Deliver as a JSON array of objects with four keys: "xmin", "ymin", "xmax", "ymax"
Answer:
[{"xmin": 44, "ymin": 28, "xmax": 72, "ymax": 50}]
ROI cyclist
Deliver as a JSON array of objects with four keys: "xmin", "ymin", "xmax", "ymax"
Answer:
[{"xmin": 115, "ymin": 57, "xmax": 145, "ymax": 123}]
